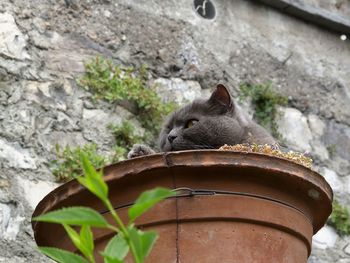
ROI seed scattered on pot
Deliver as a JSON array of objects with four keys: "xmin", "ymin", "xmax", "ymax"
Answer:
[{"xmin": 219, "ymin": 144, "xmax": 313, "ymax": 169}]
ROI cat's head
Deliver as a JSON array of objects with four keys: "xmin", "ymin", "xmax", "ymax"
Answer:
[{"xmin": 159, "ymin": 84, "xmax": 245, "ymax": 151}]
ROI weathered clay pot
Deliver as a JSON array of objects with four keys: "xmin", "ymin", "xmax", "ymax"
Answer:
[{"xmin": 32, "ymin": 150, "xmax": 332, "ymax": 263}]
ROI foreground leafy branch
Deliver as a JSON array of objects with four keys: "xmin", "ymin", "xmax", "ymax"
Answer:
[{"xmin": 34, "ymin": 154, "xmax": 175, "ymax": 263}]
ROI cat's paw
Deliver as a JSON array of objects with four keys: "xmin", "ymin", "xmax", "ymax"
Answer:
[{"xmin": 127, "ymin": 144, "xmax": 156, "ymax": 159}]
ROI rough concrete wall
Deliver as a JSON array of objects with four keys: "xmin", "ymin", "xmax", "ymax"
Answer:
[{"xmin": 0, "ymin": 0, "xmax": 349, "ymax": 262}]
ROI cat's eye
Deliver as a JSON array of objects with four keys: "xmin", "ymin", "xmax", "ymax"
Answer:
[{"xmin": 185, "ymin": 119, "xmax": 198, "ymax": 128}]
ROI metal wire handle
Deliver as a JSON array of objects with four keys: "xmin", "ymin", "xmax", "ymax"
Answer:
[{"xmin": 101, "ymin": 187, "xmax": 307, "ymax": 219}]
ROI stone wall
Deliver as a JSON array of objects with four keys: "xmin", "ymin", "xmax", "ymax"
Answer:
[
  {"xmin": 305, "ymin": 0, "xmax": 350, "ymax": 17},
  {"xmin": 0, "ymin": 0, "xmax": 349, "ymax": 262}
]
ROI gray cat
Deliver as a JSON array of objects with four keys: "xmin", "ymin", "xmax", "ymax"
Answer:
[{"xmin": 128, "ymin": 84, "xmax": 278, "ymax": 158}]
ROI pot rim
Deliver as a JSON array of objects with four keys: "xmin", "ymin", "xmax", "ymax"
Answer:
[{"xmin": 32, "ymin": 150, "xmax": 333, "ymax": 233}]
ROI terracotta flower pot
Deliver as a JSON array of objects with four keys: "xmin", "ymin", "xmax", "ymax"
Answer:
[{"xmin": 32, "ymin": 150, "xmax": 332, "ymax": 263}]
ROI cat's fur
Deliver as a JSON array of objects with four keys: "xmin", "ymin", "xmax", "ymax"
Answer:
[{"xmin": 127, "ymin": 84, "xmax": 277, "ymax": 158}]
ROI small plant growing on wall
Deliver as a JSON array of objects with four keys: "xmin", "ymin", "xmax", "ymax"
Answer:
[
  {"xmin": 330, "ymin": 200, "xmax": 350, "ymax": 235},
  {"xmin": 51, "ymin": 57, "xmax": 179, "ymax": 182},
  {"xmin": 108, "ymin": 120, "xmax": 151, "ymax": 161},
  {"xmin": 50, "ymin": 144, "xmax": 109, "ymax": 182},
  {"xmin": 78, "ymin": 57, "xmax": 177, "ymax": 137},
  {"xmin": 34, "ymin": 154, "xmax": 175, "ymax": 263},
  {"xmin": 326, "ymin": 144, "xmax": 337, "ymax": 159},
  {"xmin": 51, "ymin": 121, "xmax": 152, "ymax": 182},
  {"xmin": 239, "ymin": 82, "xmax": 288, "ymax": 138}
]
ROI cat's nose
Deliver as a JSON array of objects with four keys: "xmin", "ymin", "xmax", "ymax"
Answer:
[{"xmin": 168, "ymin": 134, "xmax": 177, "ymax": 143}]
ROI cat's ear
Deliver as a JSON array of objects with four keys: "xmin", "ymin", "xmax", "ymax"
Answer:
[{"xmin": 208, "ymin": 84, "xmax": 233, "ymax": 110}]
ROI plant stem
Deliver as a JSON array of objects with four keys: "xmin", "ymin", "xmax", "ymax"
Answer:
[
  {"xmin": 104, "ymin": 200, "xmax": 127, "ymax": 234},
  {"xmin": 105, "ymin": 200, "xmax": 141, "ymax": 263},
  {"xmin": 88, "ymin": 255, "xmax": 96, "ymax": 263},
  {"xmin": 106, "ymin": 224, "xmax": 120, "ymax": 233}
]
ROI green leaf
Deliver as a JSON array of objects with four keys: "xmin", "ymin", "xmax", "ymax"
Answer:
[
  {"xmin": 101, "ymin": 234, "xmax": 129, "ymax": 263},
  {"xmin": 128, "ymin": 226, "xmax": 158, "ymax": 262},
  {"xmin": 139, "ymin": 231, "xmax": 157, "ymax": 259},
  {"xmin": 62, "ymin": 225, "xmax": 95, "ymax": 261},
  {"xmin": 33, "ymin": 207, "xmax": 108, "ymax": 227},
  {"xmin": 78, "ymin": 154, "xmax": 108, "ymax": 203},
  {"xmin": 127, "ymin": 226, "xmax": 142, "ymax": 262},
  {"xmin": 80, "ymin": 225, "xmax": 94, "ymax": 256},
  {"xmin": 102, "ymin": 255, "xmax": 124, "ymax": 263},
  {"xmin": 38, "ymin": 247, "xmax": 88, "ymax": 263},
  {"xmin": 128, "ymin": 187, "xmax": 174, "ymax": 222},
  {"xmin": 63, "ymin": 225, "xmax": 89, "ymax": 259}
]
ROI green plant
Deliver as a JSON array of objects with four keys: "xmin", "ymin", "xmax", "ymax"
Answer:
[
  {"xmin": 50, "ymin": 122, "xmax": 154, "ymax": 181},
  {"xmin": 108, "ymin": 120, "xmax": 152, "ymax": 161},
  {"xmin": 239, "ymin": 82, "xmax": 288, "ymax": 138},
  {"xmin": 79, "ymin": 57, "xmax": 177, "ymax": 136},
  {"xmin": 50, "ymin": 144, "xmax": 108, "ymax": 182},
  {"xmin": 34, "ymin": 154, "xmax": 175, "ymax": 263},
  {"xmin": 326, "ymin": 144, "xmax": 337, "ymax": 158},
  {"xmin": 109, "ymin": 121, "xmax": 143, "ymax": 148},
  {"xmin": 329, "ymin": 200, "xmax": 350, "ymax": 235}
]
